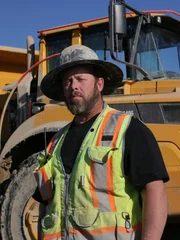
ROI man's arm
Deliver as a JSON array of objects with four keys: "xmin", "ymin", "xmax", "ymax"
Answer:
[{"xmin": 141, "ymin": 180, "xmax": 168, "ymax": 240}]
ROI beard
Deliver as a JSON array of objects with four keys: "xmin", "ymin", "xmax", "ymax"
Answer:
[{"xmin": 64, "ymin": 84, "xmax": 99, "ymax": 115}]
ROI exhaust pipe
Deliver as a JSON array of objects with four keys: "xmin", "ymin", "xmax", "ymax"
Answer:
[{"xmin": 26, "ymin": 35, "xmax": 35, "ymax": 74}]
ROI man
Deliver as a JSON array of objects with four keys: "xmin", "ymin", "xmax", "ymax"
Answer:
[{"xmin": 33, "ymin": 44, "xmax": 169, "ymax": 240}]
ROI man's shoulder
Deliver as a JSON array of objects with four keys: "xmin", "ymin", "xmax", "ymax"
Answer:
[
  {"xmin": 127, "ymin": 116, "xmax": 151, "ymax": 134},
  {"xmin": 125, "ymin": 116, "xmax": 158, "ymax": 150},
  {"xmin": 55, "ymin": 123, "xmax": 71, "ymax": 138}
]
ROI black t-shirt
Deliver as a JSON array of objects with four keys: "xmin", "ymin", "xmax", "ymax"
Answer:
[
  {"xmin": 61, "ymin": 115, "xmax": 169, "ymax": 189},
  {"xmin": 123, "ymin": 117, "xmax": 169, "ymax": 190},
  {"xmin": 61, "ymin": 114, "xmax": 99, "ymax": 174},
  {"xmin": 33, "ymin": 114, "xmax": 169, "ymax": 203}
]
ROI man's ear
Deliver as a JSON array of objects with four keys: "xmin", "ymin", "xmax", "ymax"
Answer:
[{"xmin": 96, "ymin": 77, "xmax": 104, "ymax": 93}]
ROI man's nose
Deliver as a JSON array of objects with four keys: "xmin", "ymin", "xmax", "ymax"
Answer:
[{"xmin": 71, "ymin": 78, "xmax": 79, "ymax": 90}]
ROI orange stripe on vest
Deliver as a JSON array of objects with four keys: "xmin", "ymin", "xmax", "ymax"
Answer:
[
  {"xmin": 96, "ymin": 110, "xmax": 118, "ymax": 145},
  {"xmin": 112, "ymin": 114, "xmax": 128, "ymax": 148},
  {"xmin": 70, "ymin": 222, "xmax": 142, "ymax": 236},
  {"xmin": 39, "ymin": 167, "xmax": 52, "ymax": 200},
  {"xmin": 41, "ymin": 231, "xmax": 64, "ymax": 240},
  {"xmin": 90, "ymin": 110, "xmax": 118, "ymax": 208},
  {"xmin": 107, "ymin": 114, "xmax": 128, "ymax": 212},
  {"xmin": 47, "ymin": 136, "xmax": 55, "ymax": 153}
]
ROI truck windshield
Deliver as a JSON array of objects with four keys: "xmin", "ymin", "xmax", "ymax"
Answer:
[
  {"xmin": 46, "ymin": 19, "xmax": 180, "ymax": 81},
  {"xmin": 46, "ymin": 24, "xmax": 127, "ymax": 77},
  {"xmin": 82, "ymin": 25, "xmax": 127, "ymax": 78},
  {"xmin": 46, "ymin": 31, "xmax": 71, "ymax": 72},
  {"xmin": 136, "ymin": 25, "xmax": 180, "ymax": 80}
]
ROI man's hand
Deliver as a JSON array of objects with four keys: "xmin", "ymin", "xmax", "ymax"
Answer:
[{"xmin": 141, "ymin": 180, "xmax": 168, "ymax": 240}]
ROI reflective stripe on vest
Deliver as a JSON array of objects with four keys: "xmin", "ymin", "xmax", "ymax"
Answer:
[
  {"xmin": 41, "ymin": 231, "xmax": 63, "ymax": 240},
  {"xmin": 89, "ymin": 110, "xmax": 129, "ymax": 211},
  {"xmin": 34, "ymin": 166, "xmax": 53, "ymax": 201}
]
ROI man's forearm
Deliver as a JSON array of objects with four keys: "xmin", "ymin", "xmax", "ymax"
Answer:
[{"xmin": 141, "ymin": 180, "xmax": 168, "ymax": 240}]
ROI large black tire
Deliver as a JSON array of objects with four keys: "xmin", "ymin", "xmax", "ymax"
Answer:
[{"xmin": 0, "ymin": 152, "xmax": 44, "ymax": 240}]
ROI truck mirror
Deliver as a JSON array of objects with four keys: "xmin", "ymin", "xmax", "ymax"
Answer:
[{"xmin": 114, "ymin": 3, "xmax": 127, "ymax": 37}]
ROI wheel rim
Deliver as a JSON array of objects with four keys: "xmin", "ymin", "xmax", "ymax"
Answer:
[{"xmin": 23, "ymin": 198, "xmax": 45, "ymax": 240}]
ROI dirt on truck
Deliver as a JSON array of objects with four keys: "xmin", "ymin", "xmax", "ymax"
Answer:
[{"xmin": 0, "ymin": 0, "xmax": 180, "ymax": 239}]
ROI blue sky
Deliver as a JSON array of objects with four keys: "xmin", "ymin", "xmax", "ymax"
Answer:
[{"xmin": 0, "ymin": 0, "xmax": 180, "ymax": 49}]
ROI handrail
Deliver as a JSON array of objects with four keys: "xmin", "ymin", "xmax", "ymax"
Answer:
[
  {"xmin": 141, "ymin": 10, "xmax": 180, "ymax": 17},
  {"xmin": 0, "ymin": 53, "xmax": 60, "ymax": 152}
]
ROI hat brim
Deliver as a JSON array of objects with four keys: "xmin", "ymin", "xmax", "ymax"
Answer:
[{"xmin": 40, "ymin": 60, "xmax": 123, "ymax": 101}]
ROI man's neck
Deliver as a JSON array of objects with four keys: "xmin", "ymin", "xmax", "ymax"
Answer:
[{"xmin": 74, "ymin": 100, "xmax": 104, "ymax": 125}]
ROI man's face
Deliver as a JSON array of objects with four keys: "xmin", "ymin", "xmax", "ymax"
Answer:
[{"xmin": 62, "ymin": 66, "xmax": 104, "ymax": 115}]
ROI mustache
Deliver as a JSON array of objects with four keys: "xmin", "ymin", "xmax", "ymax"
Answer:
[{"xmin": 69, "ymin": 91, "xmax": 83, "ymax": 98}]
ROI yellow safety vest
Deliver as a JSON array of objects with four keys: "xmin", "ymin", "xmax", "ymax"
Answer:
[{"xmin": 34, "ymin": 105, "xmax": 142, "ymax": 240}]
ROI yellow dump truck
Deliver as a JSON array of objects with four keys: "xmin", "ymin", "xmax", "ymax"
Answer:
[
  {"xmin": 0, "ymin": 1, "xmax": 180, "ymax": 239},
  {"xmin": 0, "ymin": 45, "xmax": 39, "ymax": 148}
]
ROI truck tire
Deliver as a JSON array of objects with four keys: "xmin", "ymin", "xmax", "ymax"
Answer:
[{"xmin": 0, "ymin": 152, "xmax": 45, "ymax": 240}]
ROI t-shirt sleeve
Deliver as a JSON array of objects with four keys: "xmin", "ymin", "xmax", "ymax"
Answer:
[{"xmin": 124, "ymin": 117, "xmax": 169, "ymax": 191}]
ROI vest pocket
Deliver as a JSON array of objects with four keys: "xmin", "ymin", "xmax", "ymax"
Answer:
[
  {"xmin": 73, "ymin": 208, "xmax": 99, "ymax": 227},
  {"xmin": 86, "ymin": 146, "xmax": 120, "ymax": 191},
  {"xmin": 88, "ymin": 146, "xmax": 116, "ymax": 164}
]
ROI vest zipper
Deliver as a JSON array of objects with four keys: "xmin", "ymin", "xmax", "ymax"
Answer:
[
  {"xmin": 64, "ymin": 174, "xmax": 70, "ymax": 240},
  {"xmin": 59, "ymin": 155, "xmax": 71, "ymax": 240}
]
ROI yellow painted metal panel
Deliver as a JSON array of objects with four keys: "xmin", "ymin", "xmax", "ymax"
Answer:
[
  {"xmin": 37, "ymin": 38, "xmax": 47, "ymax": 102},
  {"xmin": 147, "ymin": 124, "xmax": 180, "ymax": 148},
  {"xmin": 166, "ymin": 188, "xmax": 180, "ymax": 215},
  {"xmin": 130, "ymin": 81, "xmax": 157, "ymax": 94},
  {"xmin": 38, "ymin": 38, "xmax": 47, "ymax": 78},
  {"xmin": 157, "ymin": 80, "xmax": 180, "ymax": 92},
  {"xmin": 34, "ymin": 105, "xmax": 73, "ymax": 127},
  {"xmin": 0, "ymin": 60, "xmax": 26, "ymax": 94},
  {"xmin": 72, "ymin": 29, "xmax": 82, "ymax": 45},
  {"xmin": 159, "ymin": 142, "xmax": 180, "ymax": 166}
]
